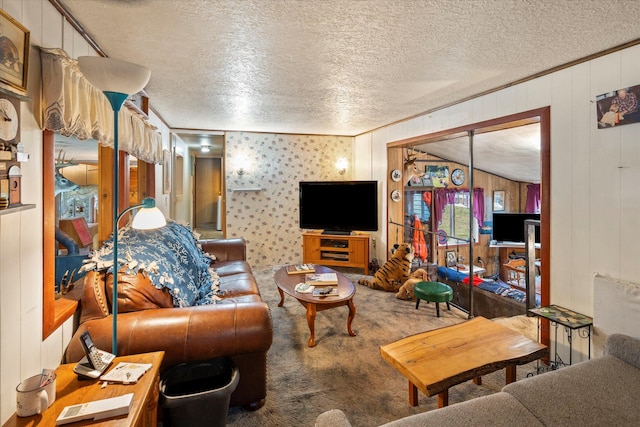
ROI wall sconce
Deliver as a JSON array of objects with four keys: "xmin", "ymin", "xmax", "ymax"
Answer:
[
  {"xmin": 336, "ymin": 157, "xmax": 348, "ymax": 175},
  {"xmin": 236, "ymin": 156, "xmax": 251, "ymax": 176}
]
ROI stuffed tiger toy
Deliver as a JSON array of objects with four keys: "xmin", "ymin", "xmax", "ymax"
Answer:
[{"xmin": 358, "ymin": 243, "xmax": 414, "ymax": 292}]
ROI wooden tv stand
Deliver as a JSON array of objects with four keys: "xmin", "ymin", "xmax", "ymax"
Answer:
[{"xmin": 303, "ymin": 232, "xmax": 370, "ymax": 274}]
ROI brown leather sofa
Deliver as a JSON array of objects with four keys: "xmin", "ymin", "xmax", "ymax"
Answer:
[{"xmin": 64, "ymin": 238, "xmax": 273, "ymax": 411}]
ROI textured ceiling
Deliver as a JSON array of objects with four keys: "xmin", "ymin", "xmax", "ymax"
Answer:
[
  {"xmin": 59, "ymin": 0, "xmax": 640, "ymax": 136},
  {"xmin": 56, "ymin": 0, "xmax": 640, "ymax": 182}
]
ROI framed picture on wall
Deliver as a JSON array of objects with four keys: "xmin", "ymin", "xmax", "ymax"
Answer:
[
  {"xmin": 423, "ymin": 165, "xmax": 449, "ymax": 187},
  {"xmin": 162, "ymin": 149, "xmax": 171, "ymax": 194},
  {"xmin": 596, "ymin": 84, "xmax": 640, "ymax": 128},
  {"xmin": 446, "ymin": 250, "xmax": 457, "ymax": 267},
  {"xmin": 0, "ymin": 9, "xmax": 30, "ymax": 92},
  {"xmin": 493, "ymin": 190, "xmax": 505, "ymax": 212}
]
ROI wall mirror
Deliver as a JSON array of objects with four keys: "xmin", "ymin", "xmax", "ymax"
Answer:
[
  {"xmin": 53, "ymin": 134, "xmax": 100, "ymax": 292},
  {"xmin": 44, "ymin": 128, "xmax": 152, "ymax": 339},
  {"xmin": 387, "ymin": 108, "xmax": 550, "ymax": 319}
]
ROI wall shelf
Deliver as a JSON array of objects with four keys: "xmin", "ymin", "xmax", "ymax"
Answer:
[
  {"xmin": 0, "ymin": 203, "xmax": 35, "ymax": 216},
  {"xmin": 231, "ymin": 187, "xmax": 265, "ymax": 192}
]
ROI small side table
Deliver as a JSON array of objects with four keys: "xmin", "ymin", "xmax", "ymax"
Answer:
[
  {"xmin": 529, "ymin": 305, "xmax": 593, "ymax": 368},
  {"xmin": 3, "ymin": 351, "xmax": 164, "ymax": 427}
]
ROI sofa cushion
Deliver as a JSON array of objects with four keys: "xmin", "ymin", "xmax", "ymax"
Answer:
[
  {"xmin": 105, "ymin": 270, "xmax": 174, "ymax": 313},
  {"xmin": 219, "ymin": 272, "xmax": 260, "ymax": 297},
  {"xmin": 379, "ymin": 392, "xmax": 544, "ymax": 427},
  {"xmin": 215, "ymin": 260, "xmax": 253, "ymax": 277},
  {"xmin": 605, "ymin": 333, "xmax": 640, "ymax": 368},
  {"xmin": 503, "ymin": 355, "xmax": 640, "ymax": 426},
  {"xmin": 79, "ymin": 270, "xmax": 111, "ymax": 323}
]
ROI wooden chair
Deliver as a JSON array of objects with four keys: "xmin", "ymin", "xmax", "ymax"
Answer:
[{"xmin": 503, "ymin": 259, "xmax": 526, "ymax": 291}]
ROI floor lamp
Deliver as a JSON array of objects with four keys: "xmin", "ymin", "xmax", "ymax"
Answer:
[{"xmin": 78, "ymin": 56, "xmax": 165, "ymax": 354}]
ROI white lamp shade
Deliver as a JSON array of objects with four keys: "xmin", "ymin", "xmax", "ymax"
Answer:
[
  {"xmin": 131, "ymin": 207, "xmax": 167, "ymax": 230},
  {"xmin": 78, "ymin": 56, "xmax": 151, "ymax": 95}
]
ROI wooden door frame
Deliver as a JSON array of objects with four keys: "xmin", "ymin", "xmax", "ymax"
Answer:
[{"xmin": 386, "ymin": 107, "xmax": 550, "ymax": 342}]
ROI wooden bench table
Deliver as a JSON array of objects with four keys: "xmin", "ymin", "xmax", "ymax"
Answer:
[{"xmin": 380, "ymin": 316, "xmax": 547, "ymax": 407}]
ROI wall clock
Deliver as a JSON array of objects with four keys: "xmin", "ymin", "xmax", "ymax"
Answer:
[
  {"xmin": 0, "ymin": 96, "xmax": 19, "ymax": 143},
  {"xmin": 451, "ymin": 168, "xmax": 465, "ymax": 186}
]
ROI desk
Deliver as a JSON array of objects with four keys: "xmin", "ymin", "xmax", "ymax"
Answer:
[
  {"xmin": 380, "ymin": 317, "xmax": 547, "ymax": 408},
  {"xmin": 529, "ymin": 305, "xmax": 592, "ymax": 367},
  {"xmin": 3, "ymin": 352, "xmax": 164, "ymax": 427}
]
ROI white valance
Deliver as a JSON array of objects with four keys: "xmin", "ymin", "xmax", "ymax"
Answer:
[{"xmin": 39, "ymin": 48, "xmax": 162, "ymax": 164}]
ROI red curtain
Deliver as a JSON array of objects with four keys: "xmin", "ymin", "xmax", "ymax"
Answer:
[
  {"xmin": 433, "ymin": 188, "xmax": 484, "ymax": 233},
  {"xmin": 526, "ymin": 183, "xmax": 541, "ymax": 213}
]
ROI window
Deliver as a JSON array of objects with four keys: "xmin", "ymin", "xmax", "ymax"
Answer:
[
  {"xmin": 409, "ymin": 192, "xmax": 430, "ymax": 223},
  {"xmin": 437, "ymin": 191, "xmax": 478, "ymax": 246},
  {"xmin": 433, "ymin": 188, "xmax": 484, "ymax": 247}
]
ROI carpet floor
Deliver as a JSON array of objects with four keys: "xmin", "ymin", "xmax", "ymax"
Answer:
[{"xmin": 226, "ymin": 266, "xmax": 538, "ymax": 426}]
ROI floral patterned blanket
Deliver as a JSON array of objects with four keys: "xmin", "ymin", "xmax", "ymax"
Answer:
[{"xmin": 81, "ymin": 221, "xmax": 221, "ymax": 307}]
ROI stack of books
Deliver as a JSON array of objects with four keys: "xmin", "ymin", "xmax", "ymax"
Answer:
[
  {"xmin": 286, "ymin": 264, "xmax": 315, "ymax": 274},
  {"xmin": 304, "ymin": 272, "xmax": 338, "ymax": 286}
]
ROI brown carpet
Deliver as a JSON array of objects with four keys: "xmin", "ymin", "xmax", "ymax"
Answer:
[{"xmin": 226, "ymin": 266, "xmax": 538, "ymax": 426}]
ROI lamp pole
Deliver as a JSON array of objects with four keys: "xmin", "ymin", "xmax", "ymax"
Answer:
[
  {"xmin": 78, "ymin": 56, "xmax": 152, "ymax": 355},
  {"xmin": 104, "ymin": 92, "xmax": 129, "ymax": 355}
]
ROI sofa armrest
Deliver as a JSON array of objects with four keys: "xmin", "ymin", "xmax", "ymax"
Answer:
[
  {"xmin": 199, "ymin": 238, "xmax": 247, "ymax": 262},
  {"xmin": 315, "ymin": 409, "xmax": 352, "ymax": 427},
  {"xmin": 64, "ymin": 300, "xmax": 272, "ymax": 369},
  {"xmin": 605, "ymin": 333, "xmax": 640, "ymax": 368}
]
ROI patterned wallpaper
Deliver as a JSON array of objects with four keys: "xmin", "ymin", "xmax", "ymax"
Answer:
[{"xmin": 225, "ymin": 132, "xmax": 354, "ymax": 268}]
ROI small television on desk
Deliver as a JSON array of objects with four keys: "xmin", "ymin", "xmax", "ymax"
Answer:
[
  {"xmin": 299, "ymin": 181, "xmax": 378, "ymax": 234},
  {"xmin": 492, "ymin": 212, "xmax": 540, "ymax": 244}
]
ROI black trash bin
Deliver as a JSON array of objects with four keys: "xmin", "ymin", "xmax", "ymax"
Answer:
[{"xmin": 160, "ymin": 358, "xmax": 240, "ymax": 427}]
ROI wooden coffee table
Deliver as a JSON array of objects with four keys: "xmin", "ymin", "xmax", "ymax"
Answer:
[
  {"xmin": 380, "ymin": 316, "xmax": 547, "ymax": 408},
  {"xmin": 274, "ymin": 265, "xmax": 356, "ymax": 347}
]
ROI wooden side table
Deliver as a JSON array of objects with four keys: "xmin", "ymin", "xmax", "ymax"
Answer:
[{"xmin": 3, "ymin": 351, "xmax": 164, "ymax": 427}]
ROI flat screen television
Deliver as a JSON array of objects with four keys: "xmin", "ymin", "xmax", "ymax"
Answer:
[
  {"xmin": 299, "ymin": 181, "xmax": 378, "ymax": 234},
  {"xmin": 492, "ymin": 213, "xmax": 541, "ymax": 243}
]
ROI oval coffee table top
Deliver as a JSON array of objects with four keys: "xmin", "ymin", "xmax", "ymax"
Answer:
[{"xmin": 274, "ymin": 265, "xmax": 355, "ymax": 304}]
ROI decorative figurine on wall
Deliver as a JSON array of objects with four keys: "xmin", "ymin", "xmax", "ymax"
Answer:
[{"xmin": 403, "ymin": 148, "xmax": 427, "ymax": 184}]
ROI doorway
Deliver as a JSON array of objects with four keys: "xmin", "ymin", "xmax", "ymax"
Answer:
[{"xmin": 194, "ymin": 157, "xmax": 222, "ymax": 237}]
